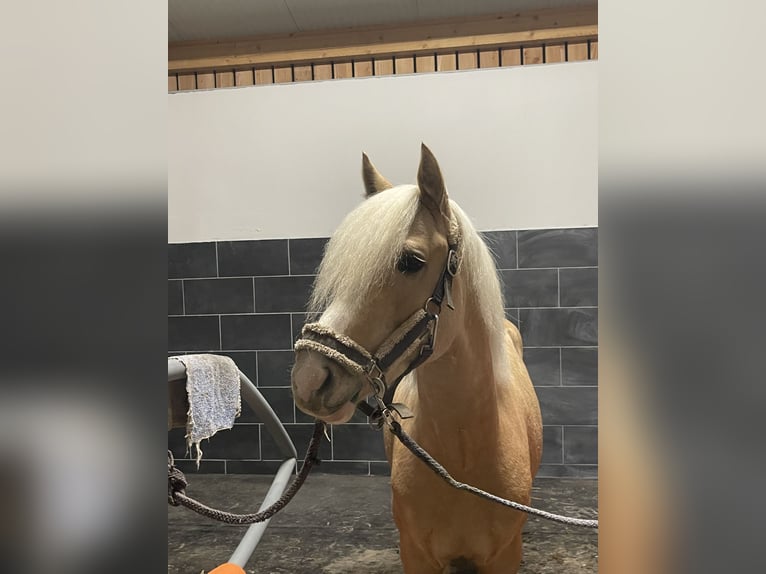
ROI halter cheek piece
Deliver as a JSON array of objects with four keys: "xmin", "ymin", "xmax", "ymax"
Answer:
[{"xmin": 294, "ymin": 240, "xmax": 461, "ymax": 428}]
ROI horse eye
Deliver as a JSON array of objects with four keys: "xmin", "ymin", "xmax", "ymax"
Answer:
[{"xmin": 397, "ymin": 252, "xmax": 426, "ymax": 274}]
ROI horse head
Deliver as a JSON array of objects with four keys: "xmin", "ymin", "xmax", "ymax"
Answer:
[{"xmin": 291, "ymin": 144, "xmax": 463, "ymax": 424}]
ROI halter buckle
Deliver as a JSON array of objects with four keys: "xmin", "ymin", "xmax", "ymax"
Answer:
[
  {"xmin": 419, "ymin": 313, "xmax": 439, "ymax": 358},
  {"xmin": 378, "ymin": 407, "xmax": 397, "ymax": 430},
  {"xmin": 367, "ymin": 394, "xmax": 391, "ymax": 429}
]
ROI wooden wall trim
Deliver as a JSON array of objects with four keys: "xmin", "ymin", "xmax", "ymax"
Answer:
[
  {"xmin": 168, "ymin": 38, "xmax": 598, "ymax": 92},
  {"xmin": 169, "ymin": 5, "xmax": 597, "ymax": 74}
]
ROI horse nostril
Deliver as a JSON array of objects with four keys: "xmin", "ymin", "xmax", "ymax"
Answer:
[
  {"xmin": 292, "ymin": 361, "xmax": 334, "ymax": 405},
  {"xmin": 318, "ymin": 369, "xmax": 333, "ymax": 393}
]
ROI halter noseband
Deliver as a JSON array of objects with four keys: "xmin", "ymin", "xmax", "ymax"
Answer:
[{"xmin": 294, "ymin": 234, "xmax": 461, "ymax": 427}]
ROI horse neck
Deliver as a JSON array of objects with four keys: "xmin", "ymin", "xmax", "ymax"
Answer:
[{"xmin": 414, "ymin": 292, "xmax": 502, "ymax": 439}]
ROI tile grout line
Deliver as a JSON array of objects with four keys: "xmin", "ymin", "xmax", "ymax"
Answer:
[
  {"xmin": 169, "ymin": 305, "xmax": 596, "ymax": 318},
  {"xmin": 498, "ymin": 265, "xmax": 599, "ymax": 271},
  {"xmin": 215, "ymin": 242, "xmax": 220, "ymax": 277},
  {"xmin": 181, "ymin": 280, "xmax": 186, "ymax": 315},
  {"xmin": 330, "ymin": 424, "xmax": 334, "ymax": 461},
  {"xmin": 169, "ymin": 348, "xmax": 297, "ymax": 353},
  {"xmin": 286, "ymin": 240, "xmax": 292, "ymax": 275},
  {"xmin": 168, "ymin": 230, "xmax": 594, "ymax": 249},
  {"xmin": 561, "ymin": 425, "xmax": 565, "ymax": 464},
  {"xmin": 170, "ymin": 312, "xmax": 304, "ymax": 317},
  {"xmin": 180, "ymin": 274, "xmax": 318, "ymax": 280},
  {"xmin": 559, "ymin": 347, "xmax": 563, "ymax": 386},
  {"xmin": 169, "ymin": 348, "xmax": 598, "ymax": 355},
  {"xmin": 525, "ymin": 345, "xmax": 597, "ymax": 349},
  {"xmin": 515, "ymin": 230, "xmax": 519, "ymax": 269},
  {"xmin": 257, "ymin": 424, "xmax": 262, "ymax": 467},
  {"xmin": 176, "ymin": 268, "xmax": 595, "ymax": 279},
  {"xmin": 243, "ymin": 458, "xmax": 389, "ymax": 464}
]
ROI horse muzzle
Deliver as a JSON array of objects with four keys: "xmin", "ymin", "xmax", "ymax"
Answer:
[{"xmin": 291, "ymin": 349, "xmax": 362, "ymax": 423}]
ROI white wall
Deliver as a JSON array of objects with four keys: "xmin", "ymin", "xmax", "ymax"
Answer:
[{"xmin": 169, "ymin": 61, "xmax": 597, "ymax": 243}]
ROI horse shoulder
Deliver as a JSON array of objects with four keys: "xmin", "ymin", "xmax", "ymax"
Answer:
[
  {"xmin": 501, "ymin": 318, "xmax": 544, "ymax": 475},
  {"xmin": 504, "ymin": 318, "xmax": 524, "ymax": 358}
]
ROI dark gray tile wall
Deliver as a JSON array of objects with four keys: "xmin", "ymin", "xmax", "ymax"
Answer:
[
  {"xmin": 184, "ymin": 278, "xmax": 254, "ymax": 314},
  {"xmin": 168, "ymin": 242, "xmax": 217, "ymax": 278},
  {"xmin": 169, "ymin": 227, "xmax": 597, "ymax": 478},
  {"xmin": 486, "ymin": 228, "xmax": 598, "ymax": 478}
]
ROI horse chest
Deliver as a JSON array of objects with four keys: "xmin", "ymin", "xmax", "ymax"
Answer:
[
  {"xmin": 390, "ymin": 452, "xmax": 528, "ymax": 556},
  {"xmin": 391, "ymin": 485, "xmax": 521, "ymax": 564}
]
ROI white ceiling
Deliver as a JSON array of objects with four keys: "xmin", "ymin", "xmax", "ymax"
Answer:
[{"xmin": 169, "ymin": 0, "xmax": 592, "ymax": 42}]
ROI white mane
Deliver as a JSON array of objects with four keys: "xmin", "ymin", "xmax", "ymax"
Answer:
[
  {"xmin": 309, "ymin": 185, "xmax": 421, "ymax": 315},
  {"xmin": 449, "ymin": 201, "xmax": 510, "ymax": 377},
  {"xmin": 310, "ymin": 184, "xmax": 509, "ymax": 377}
]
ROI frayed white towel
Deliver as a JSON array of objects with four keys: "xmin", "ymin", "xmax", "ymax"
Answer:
[{"xmin": 172, "ymin": 354, "xmax": 241, "ymax": 467}]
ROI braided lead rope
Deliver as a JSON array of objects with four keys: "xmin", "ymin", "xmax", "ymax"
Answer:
[
  {"xmin": 168, "ymin": 420, "xmax": 325, "ymax": 525},
  {"xmin": 388, "ymin": 419, "xmax": 598, "ymax": 529}
]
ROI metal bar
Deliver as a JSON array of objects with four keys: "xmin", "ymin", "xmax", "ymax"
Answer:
[
  {"xmin": 167, "ymin": 356, "xmax": 299, "ymax": 568},
  {"xmin": 228, "ymin": 457, "xmax": 297, "ymax": 567},
  {"xmin": 168, "ymin": 357, "xmax": 186, "ymax": 381},
  {"xmin": 239, "ymin": 372, "xmax": 297, "ymax": 460}
]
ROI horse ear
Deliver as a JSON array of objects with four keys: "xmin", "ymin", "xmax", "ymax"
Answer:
[
  {"xmin": 417, "ymin": 143, "xmax": 450, "ymax": 219},
  {"xmin": 362, "ymin": 153, "xmax": 393, "ymax": 197}
]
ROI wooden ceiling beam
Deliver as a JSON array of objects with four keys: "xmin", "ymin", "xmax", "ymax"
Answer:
[{"xmin": 168, "ymin": 5, "xmax": 597, "ymax": 73}]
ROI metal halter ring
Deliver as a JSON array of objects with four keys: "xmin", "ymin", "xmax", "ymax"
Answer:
[
  {"xmin": 365, "ymin": 362, "xmax": 386, "ymax": 398},
  {"xmin": 365, "ymin": 361, "xmax": 383, "ymax": 381},
  {"xmin": 368, "ymin": 403, "xmax": 395, "ymax": 430},
  {"xmin": 369, "ymin": 376, "xmax": 386, "ymax": 398},
  {"xmin": 423, "ymin": 297, "xmax": 441, "ymax": 316}
]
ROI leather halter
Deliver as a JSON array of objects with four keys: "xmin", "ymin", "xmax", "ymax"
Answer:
[{"xmin": 294, "ymin": 236, "xmax": 461, "ymax": 427}]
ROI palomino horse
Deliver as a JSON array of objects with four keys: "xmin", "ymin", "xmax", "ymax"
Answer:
[{"xmin": 291, "ymin": 145, "xmax": 542, "ymax": 573}]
